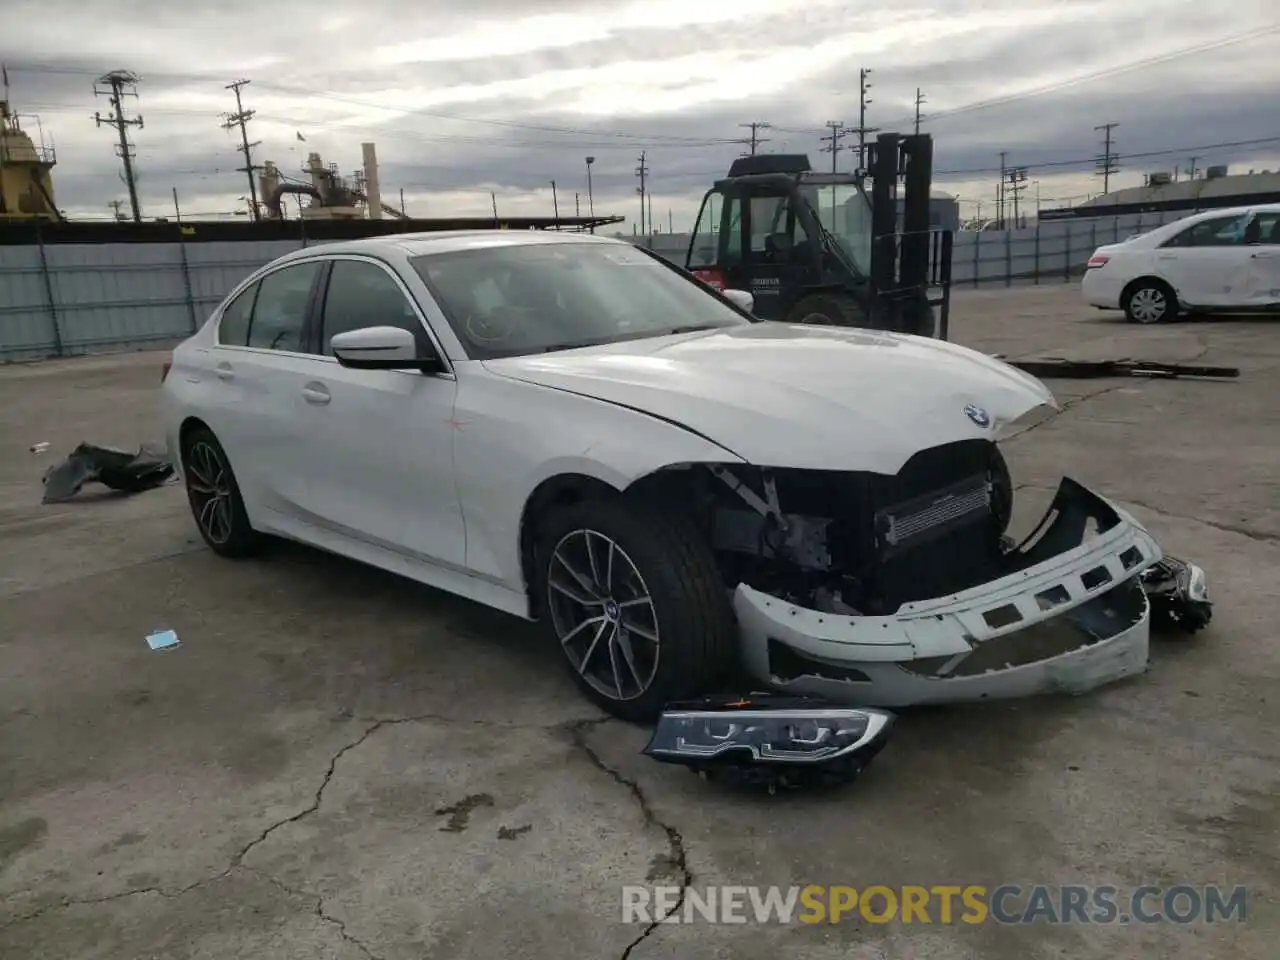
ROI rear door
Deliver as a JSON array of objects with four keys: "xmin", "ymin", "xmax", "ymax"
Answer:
[
  {"xmin": 206, "ymin": 259, "xmax": 326, "ymax": 518},
  {"xmin": 1240, "ymin": 210, "xmax": 1280, "ymax": 306},
  {"xmin": 294, "ymin": 255, "xmax": 466, "ymax": 570}
]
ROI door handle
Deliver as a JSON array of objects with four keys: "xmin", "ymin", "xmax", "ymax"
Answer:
[
  {"xmin": 214, "ymin": 361, "xmax": 233, "ymax": 380},
  {"xmin": 1250, "ymin": 252, "xmax": 1276, "ymax": 259},
  {"xmin": 301, "ymin": 382, "xmax": 331, "ymax": 405},
  {"xmin": 1156, "ymin": 253, "xmax": 1176, "ymax": 260}
]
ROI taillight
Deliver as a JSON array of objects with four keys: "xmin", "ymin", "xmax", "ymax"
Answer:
[
  {"xmin": 692, "ymin": 268, "xmax": 726, "ymax": 290},
  {"xmin": 1086, "ymin": 254, "xmax": 1110, "ymax": 269},
  {"xmin": 161, "ymin": 354, "xmax": 173, "ymax": 382}
]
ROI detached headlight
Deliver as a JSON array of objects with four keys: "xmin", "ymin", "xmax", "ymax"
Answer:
[{"xmin": 643, "ymin": 694, "xmax": 895, "ymax": 792}]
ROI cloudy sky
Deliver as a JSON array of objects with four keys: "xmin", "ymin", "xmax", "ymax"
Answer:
[{"xmin": 4, "ymin": 0, "xmax": 1280, "ymax": 230}]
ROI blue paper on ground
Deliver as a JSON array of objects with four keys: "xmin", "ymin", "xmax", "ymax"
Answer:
[{"xmin": 146, "ymin": 629, "xmax": 180, "ymax": 651}]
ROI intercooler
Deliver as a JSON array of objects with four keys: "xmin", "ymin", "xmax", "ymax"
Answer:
[{"xmin": 853, "ymin": 440, "xmax": 1006, "ymax": 613}]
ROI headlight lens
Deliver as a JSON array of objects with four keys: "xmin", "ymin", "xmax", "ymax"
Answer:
[{"xmin": 645, "ymin": 702, "xmax": 893, "ymax": 765}]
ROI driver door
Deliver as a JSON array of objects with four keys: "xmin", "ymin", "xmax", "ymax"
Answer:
[{"xmin": 294, "ymin": 255, "xmax": 466, "ymax": 571}]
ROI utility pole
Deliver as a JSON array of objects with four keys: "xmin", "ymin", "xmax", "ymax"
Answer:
[
  {"xmin": 913, "ymin": 88, "xmax": 926, "ymax": 135},
  {"xmin": 107, "ymin": 199, "xmax": 125, "ymax": 221},
  {"xmin": 584, "ymin": 156, "xmax": 595, "ymax": 232},
  {"xmin": 736, "ymin": 121, "xmax": 771, "ymax": 156},
  {"xmin": 222, "ymin": 79, "xmax": 261, "ymax": 221},
  {"xmin": 400, "ymin": 187, "xmax": 406, "ymax": 216},
  {"xmin": 490, "ymin": 191, "xmax": 498, "ymax": 223},
  {"xmin": 93, "ymin": 70, "xmax": 144, "ymax": 223},
  {"xmin": 997, "ymin": 151, "xmax": 1007, "ymax": 229},
  {"xmin": 854, "ymin": 68, "xmax": 879, "ymax": 170},
  {"xmin": 1094, "ymin": 122, "xmax": 1119, "ymax": 195},
  {"xmin": 635, "ymin": 151, "xmax": 648, "ymax": 235},
  {"xmin": 1006, "ymin": 166, "xmax": 1028, "ymax": 228},
  {"xmin": 575, "ymin": 192, "xmax": 580, "ymax": 217},
  {"xmin": 820, "ymin": 121, "xmax": 846, "ymax": 174},
  {"xmin": 1186, "ymin": 156, "xmax": 1199, "ymax": 180},
  {"xmin": 550, "ymin": 180, "xmax": 560, "ymax": 229}
]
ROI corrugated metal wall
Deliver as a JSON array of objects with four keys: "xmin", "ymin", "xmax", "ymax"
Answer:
[
  {"xmin": 0, "ymin": 208, "xmax": 1190, "ymax": 362},
  {"xmin": 0, "ymin": 239, "xmax": 302, "ymax": 362}
]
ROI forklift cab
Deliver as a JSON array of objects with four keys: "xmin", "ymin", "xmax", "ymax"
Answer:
[
  {"xmin": 686, "ymin": 158, "xmax": 874, "ymax": 323},
  {"xmin": 685, "ymin": 136, "xmax": 953, "ymax": 338}
]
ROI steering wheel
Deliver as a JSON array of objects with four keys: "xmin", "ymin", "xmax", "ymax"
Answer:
[{"xmin": 463, "ymin": 305, "xmax": 537, "ymax": 344}]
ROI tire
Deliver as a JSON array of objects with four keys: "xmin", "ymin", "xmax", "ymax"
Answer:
[
  {"xmin": 785, "ymin": 292, "xmax": 869, "ymax": 328},
  {"xmin": 1123, "ymin": 279, "xmax": 1178, "ymax": 324},
  {"xmin": 534, "ymin": 497, "xmax": 735, "ymax": 723},
  {"xmin": 180, "ymin": 425, "xmax": 261, "ymax": 558}
]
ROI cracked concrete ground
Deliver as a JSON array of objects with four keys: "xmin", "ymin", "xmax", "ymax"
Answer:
[{"xmin": 1, "ymin": 285, "xmax": 1277, "ymax": 959}]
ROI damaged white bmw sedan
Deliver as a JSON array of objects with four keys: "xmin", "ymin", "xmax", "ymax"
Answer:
[{"xmin": 160, "ymin": 230, "xmax": 1162, "ymax": 721}]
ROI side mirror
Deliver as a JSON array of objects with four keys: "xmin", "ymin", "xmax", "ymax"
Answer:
[
  {"xmin": 723, "ymin": 288, "xmax": 755, "ymax": 313},
  {"xmin": 331, "ymin": 326, "xmax": 442, "ymax": 372}
]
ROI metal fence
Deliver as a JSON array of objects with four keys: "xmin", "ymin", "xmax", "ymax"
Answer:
[
  {"xmin": 0, "ymin": 237, "xmax": 303, "ymax": 362},
  {"xmin": 0, "ymin": 209, "xmax": 1188, "ymax": 362}
]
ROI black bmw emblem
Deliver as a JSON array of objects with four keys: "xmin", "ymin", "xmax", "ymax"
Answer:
[{"xmin": 964, "ymin": 404, "xmax": 991, "ymax": 428}]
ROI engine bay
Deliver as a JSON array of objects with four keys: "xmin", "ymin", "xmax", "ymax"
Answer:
[{"xmin": 675, "ymin": 440, "xmax": 1020, "ymax": 615}]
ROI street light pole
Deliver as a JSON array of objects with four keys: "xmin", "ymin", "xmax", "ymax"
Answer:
[{"xmin": 585, "ymin": 156, "xmax": 595, "ymax": 233}]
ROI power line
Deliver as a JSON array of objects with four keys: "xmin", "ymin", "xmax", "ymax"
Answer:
[
  {"xmin": 1095, "ymin": 122, "xmax": 1120, "ymax": 193},
  {"xmin": 92, "ymin": 70, "xmax": 144, "ymax": 222},
  {"xmin": 736, "ymin": 121, "xmax": 771, "ymax": 156},
  {"xmin": 819, "ymin": 121, "xmax": 847, "ymax": 174},
  {"xmin": 11, "ymin": 24, "xmax": 1278, "ymax": 150},
  {"xmin": 877, "ymin": 23, "xmax": 1280, "ymax": 129},
  {"xmin": 222, "ymin": 79, "xmax": 262, "ymax": 221}
]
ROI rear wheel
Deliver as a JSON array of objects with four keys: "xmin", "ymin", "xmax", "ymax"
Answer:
[
  {"xmin": 180, "ymin": 426, "xmax": 261, "ymax": 558},
  {"xmin": 1123, "ymin": 279, "xmax": 1178, "ymax": 324},
  {"xmin": 785, "ymin": 292, "xmax": 868, "ymax": 328},
  {"xmin": 535, "ymin": 498, "xmax": 735, "ymax": 722}
]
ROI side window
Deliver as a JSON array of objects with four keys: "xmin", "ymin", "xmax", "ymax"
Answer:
[
  {"xmin": 1250, "ymin": 212, "xmax": 1280, "ymax": 244},
  {"xmin": 319, "ymin": 259, "xmax": 424, "ymax": 356},
  {"xmin": 687, "ymin": 191, "xmax": 722, "ymax": 269},
  {"xmin": 1163, "ymin": 215, "xmax": 1249, "ymax": 248},
  {"xmin": 749, "ymin": 195, "xmax": 788, "ymax": 258},
  {"xmin": 246, "ymin": 261, "xmax": 322, "ymax": 352},
  {"xmin": 722, "ymin": 197, "xmax": 743, "ymax": 264},
  {"xmin": 216, "ymin": 283, "xmax": 257, "ymax": 346}
]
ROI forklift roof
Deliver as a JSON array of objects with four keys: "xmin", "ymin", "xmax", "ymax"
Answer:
[{"xmin": 727, "ymin": 154, "xmax": 812, "ymax": 177}]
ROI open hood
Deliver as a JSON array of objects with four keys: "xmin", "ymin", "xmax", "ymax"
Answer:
[{"xmin": 482, "ymin": 323, "xmax": 1058, "ymax": 473}]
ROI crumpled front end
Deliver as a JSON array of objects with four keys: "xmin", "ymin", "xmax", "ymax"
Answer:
[{"xmin": 733, "ymin": 478, "xmax": 1161, "ymax": 707}]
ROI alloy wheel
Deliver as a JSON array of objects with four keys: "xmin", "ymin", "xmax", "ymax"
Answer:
[
  {"xmin": 1130, "ymin": 287, "xmax": 1167, "ymax": 323},
  {"xmin": 185, "ymin": 440, "xmax": 234, "ymax": 545},
  {"xmin": 546, "ymin": 529, "xmax": 660, "ymax": 702}
]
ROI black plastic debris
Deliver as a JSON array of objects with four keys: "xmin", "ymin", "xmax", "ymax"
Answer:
[
  {"xmin": 643, "ymin": 693, "xmax": 895, "ymax": 794},
  {"xmin": 1140, "ymin": 555, "xmax": 1213, "ymax": 633},
  {"xmin": 999, "ymin": 357, "xmax": 1239, "ymax": 381},
  {"xmin": 41, "ymin": 442, "xmax": 175, "ymax": 504}
]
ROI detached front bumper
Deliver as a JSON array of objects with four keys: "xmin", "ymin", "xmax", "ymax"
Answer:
[{"xmin": 733, "ymin": 478, "xmax": 1162, "ymax": 708}]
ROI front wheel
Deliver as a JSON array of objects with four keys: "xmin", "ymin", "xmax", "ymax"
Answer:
[
  {"xmin": 1123, "ymin": 280, "xmax": 1178, "ymax": 324},
  {"xmin": 535, "ymin": 498, "xmax": 735, "ymax": 722}
]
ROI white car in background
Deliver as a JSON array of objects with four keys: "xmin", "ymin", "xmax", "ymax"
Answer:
[
  {"xmin": 1082, "ymin": 203, "xmax": 1280, "ymax": 323},
  {"xmin": 160, "ymin": 231, "xmax": 1164, "ymax": 721}
]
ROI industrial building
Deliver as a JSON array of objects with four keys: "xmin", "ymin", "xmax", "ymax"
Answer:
[
  {"xmin": 1039, "ymin": 165, "xmax": 1280, "ymax": 220},
  {"xmin": 895, "ymin": 189, "xmax": 960, "ymax": 232},
  {"xmin": 0, "ymin": 97, "xmax": 60, "ymax": 220}
]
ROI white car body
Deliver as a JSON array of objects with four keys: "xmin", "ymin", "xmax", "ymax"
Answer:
[
  {"xmin": 1082, "ymin": 202, "xmax": 1280, "ymax": 321},
  {"xmin": 162, "ymin": 231, "xmax": 1162, "ymax": 711}
]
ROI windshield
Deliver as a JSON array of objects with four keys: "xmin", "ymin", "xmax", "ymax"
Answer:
[
  {"xmin": 411, "ymin": 242, "xmax": 751, "ymax": 359},
  {"xmin": 800, "ymin": 182, "xmax": 872, "ymax": 275}
]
